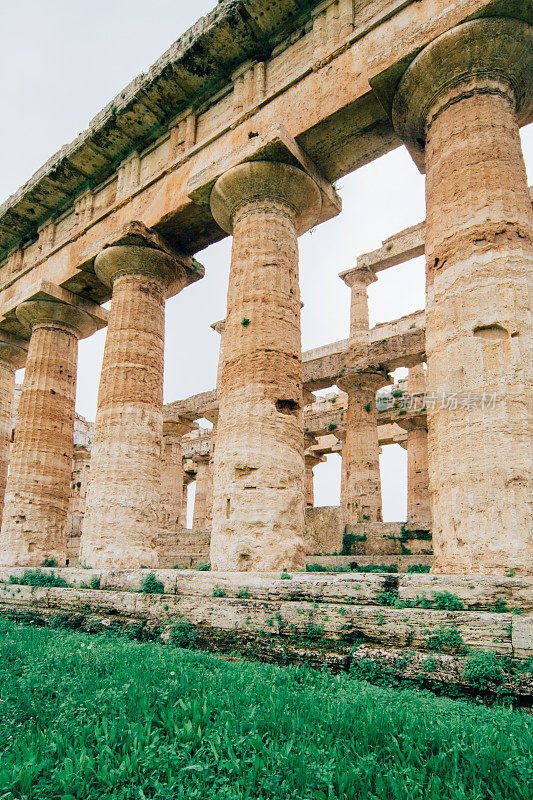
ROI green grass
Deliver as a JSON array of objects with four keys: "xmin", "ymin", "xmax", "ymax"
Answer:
[{"xmin": 0, "ymin": 620, "xmax": 531, "ymax": 799}]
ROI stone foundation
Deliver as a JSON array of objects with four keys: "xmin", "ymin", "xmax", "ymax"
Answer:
[{"xmin": 0, "ymin": 568, "xmax": 531, "ymax": 701}]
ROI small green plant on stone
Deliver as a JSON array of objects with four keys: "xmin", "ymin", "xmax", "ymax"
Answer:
[
  {"xmin": 506, "ymin": 568, "xmax": 516, "ymax": 577},
  {"xmin": 196, "ymin": 562, "xmax": 211, "ymax": 571},
  {"xmin": 169, "ymin": 621, "xmax": 196, "ymax": 649},
  {"xmin": 424, "ymin": 656, "xmax": 438, "ymax": 672},
  {"xmin": 236, "ymin": 588, "xmax": 250, "ymax": 598},
  {"xmin": 328, "ymin": 422, "xmax": 337, "ymax": 431},
  {"xmin": 490, "ymin": 599, "xmax": 508, "ymax": 613},
  {"xmin": 213, "ymin": 586, "xmax": 227, "ymax": 597},
  {"xmin": 139, "ymin": 573, "xmax": 164, "ymax": 594},
  {"xmin": 241, "ymin": 317, "xmax": 250, "ymax": 327},
  {"xmin": 43, "ymin": 557, "xmax": 58, "ymax": 568},
  {"xmin": 432, "ymin": 591, "xmax": 464, "ymax": 611},
  {"xmin": 8, "ymin": 570, "xmax": 68, "ymax": 588},
  {"xmin": 90, "ymin": 577, "xmax": 101, "ymax": 590},
  {"xmin": 425, "ymin": 624, "xmax": 464, "ymax": 653},
  {"xmin": 280, "ymin": 570, "xmax": 292, "ymax": 580},
  {"xmin": 463, "ymin": 651, "xmax": 504, "ymax": 687},
  {"xmin": 407, "ymin": 564, "xmax": 431, "ymax": 573},
  {"xmin": 364, "ymin": 402, "xmax": 372, "ymax": 413}
]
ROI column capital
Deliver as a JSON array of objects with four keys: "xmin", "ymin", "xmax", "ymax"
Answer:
[
  {"xmin": 210, "ymin": 160, "xmax": 322, "ymax": 236},
  {"xmin": 16, "ymin": 300, "xmax": 97, "ymax": 340},
  {"xmin": 339, "ymin": 266, "xmax": 377, "ymax": 289},
  {"xmin": 392, "ymin": 18, "xmax": 533, "ymax": 169},
  {"xmin": 95, "ymin": 244, "xmax": 192, "ymax": 292},
  {"xmin": 338, "ymin": 369, "xmax": 389, "ymax": 395},
  {"xmin": 0, "ymin": 332, "xmax": 28, "ymax": 370}
]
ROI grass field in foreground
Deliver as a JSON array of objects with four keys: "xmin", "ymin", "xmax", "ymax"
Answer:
[{"xmin": 0, "ymin": 620, "xmax": 531, "ymax": 800}]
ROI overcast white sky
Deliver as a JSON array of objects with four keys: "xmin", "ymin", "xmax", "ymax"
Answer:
[{"xmin": 1, "ymin": 1, "xmax": 531, "ymax": 522}]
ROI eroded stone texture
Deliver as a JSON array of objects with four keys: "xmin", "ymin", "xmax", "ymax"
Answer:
[
  {"xmin": 406, "ymin": 364, "xmax": 430, "ymax": 526},
  {"xmin": 393, "ymin": 18, "xmax": 533, "ymax": 574},
  {"xmin": 0, "ymin": 335, "xmax": 27, "ymax": 529},
  {"xmin": 160, "ymin": 420, "xmax": 192, "ymax": 529},
  {"xmin": 209, "ymin": 161, "xmax": 321, "ymax": 570},
  {"xmin": 192, "ymin": 454, "xmax": 211, "ymax": 532},
  {"xmin": 338, "ymin": 267, "xmax": 387, "ymax": 524},
  {"xmin": 0, "ymin": 301, "xmax": 94, "ymax": 566},
  {"xmin": 81, "ymin": 245, "xmax": 193, "ymax": 569},
  {"xmin": 304, "ymin": 452, "xmax": 322, "ymax": 508}
]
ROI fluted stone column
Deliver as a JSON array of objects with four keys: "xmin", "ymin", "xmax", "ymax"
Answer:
[
  {"xmin": 81, "ymin": 245, "xmax": 191, "ymax": 569},
  {"xmin": 304, "ymin": 452, "xmax": 322, "ymax": 508},
  {"xmin": 160, "ymin": 420, "xmax": 191, "ymax": 529},
  {"xmin": 209, "ymin": 161, "xmax": 322, "ymax": 570},
  {"xmin": 406, "ymin": 365, "xmax": 430, "ymax": 527},
  {"xmin": 0, "ymin": 301, "xmax": 94, "ymax": 566},
  {"xmin": 393, "ymin": 18, "xmax": 533, "ymax": 574},
  {"xmin": 192, "ymin": 454, "xmax": 211, "ymax": 532},
  {"xmin": 0, "ymin": 335, "xmax": 27, "ymax": 529},
  {"xmin": 338, "ymin": 266, "xmax": 386, "ymax": 524}
]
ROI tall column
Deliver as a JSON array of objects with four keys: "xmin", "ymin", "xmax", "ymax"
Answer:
[
  {"xmin": 406, "ymin": 364, "xmax": 430, "ymax": 527},
  {"xmin": 0, "ymin": 301, "xmax": 95, "ymax": 566},
  {"xmin": 192, "ymin": 454, "xmax": 211, "ymax": 532},
  {"xmin": 81, "ymin": 244, "xmax": 195, "ymax": 569},
  {"xmin": 338, "ymin": 267, "xmax": 387, "ymax": 524},
  {"xmin": 393, "ymin": 18, "xmax": 533, "ymax": 574},
  {"xmin": 209, "ymin": 161, "xmax": 322, "ymax": 570},
  {"xmin": 304, "ymin": 452, "xmax": 323, "ymax": 508},
  {"xmin": 0, "ymin": 335, "xmax": 27, "ymax": 529},
  {"xmin": 160, "ymin": 420, "xmax": 191, "ymax": 529}
]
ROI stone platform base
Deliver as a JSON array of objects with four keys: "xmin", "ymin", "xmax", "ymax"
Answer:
[{"xmin": 1, "ymin": 568, "xmax": 530, "ymax": 702}]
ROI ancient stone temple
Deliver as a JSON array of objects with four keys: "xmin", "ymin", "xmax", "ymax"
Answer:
[{"xmin": 0, "ymin": 0, "xmax": 530, "ymax": 580}]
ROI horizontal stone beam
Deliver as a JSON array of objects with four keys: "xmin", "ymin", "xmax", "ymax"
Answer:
[
  {"xmin": 356, "ymin": 187, "xmax": 532, "ymax": 273},
  {"xmin": 0, "ymin": 0, "xmax": 509, "ymax": 322}
]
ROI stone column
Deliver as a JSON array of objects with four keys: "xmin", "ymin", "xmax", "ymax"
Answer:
[
  {"xmin": 0, "ymin": 335, "xmax": 27, "ymax": 529},
  {"xmin": 209, "ymin": 161, "xmax": 322, "ymax": 570},
  {"xmin": 0, "ymin": 301, "xmax": 94, "ymax": 566},
  {"xmin": 181, "ymin": 475, "xmax": 193, "ymax": 529},
  {"xmin": 160, "ymin": 420, "xmax": 191, "ymax": 529},
  {"xmin": 393, "ymin": 18, "xmax": 533, "ymax": 574},
  {"xmin": 81, "ymin": 244, "xmax": 192, "ymax": 569},
  {"xmin": 338, "ymin": 266, "xmax": 386, "ymax": 524},
  {"xmin": 304, "ymin": 452, "xmax": 323, "ymax": 508},
  {"xmin": 406, "ymin": 364, "xmax": 430, "ymax": 527},
  {"xmin": 192, "ymin": 453, "xmax": 211, "ymax": 532}
]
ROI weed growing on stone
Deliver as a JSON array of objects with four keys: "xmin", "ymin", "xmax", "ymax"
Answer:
[
  {"xmin": 139, "ymin": 573, "xmax": 164, "ymax": 594},
  {"xmin": 213, "ymin": 586, "xmax": 227, "ymax": 597},
  {"xmin": 8, "ymin": 570, "xmax": 68, "ymax": 588},
  {"xmin": 196, "ymin": 562, "xmax": 211, "ymax": 571}
]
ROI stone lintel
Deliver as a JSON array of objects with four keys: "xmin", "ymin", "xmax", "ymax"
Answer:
[
  {"xmin": 0, "ymin": 280, "xmax": 108, "ymax": 341},
  {"xmin": 187, "ymin": 123, "xmax": 341, "ymax": 230},
  {"xmin": 163, "ymin": 418, "xmax": 198, "ymax": 438},
  {"xmin": 0, "ymin": 330, "xmax": 28, "ymax": 370},
  {"xmin": 77, "ymin": 220, "xmax": 205, "ymax": 298}
]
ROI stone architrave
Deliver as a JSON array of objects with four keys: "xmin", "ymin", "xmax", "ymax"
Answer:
[
  {"xmin": 81, "ymin": 242, "xmax": 202, "ymax": 569},
  {"xmin": 209, "ymin": 160, "xmax": 322, "ymax": 570},
  {"xmin": 0, "ymin": 334, "xmax": 27, "ymax": 529},
  {"xmin": 0, "ymin": 301, "xmax": 96, "ymax": 566},
  {"xmin": 392, "ymin": 17, "xmax": 533, "ymax": 574}
]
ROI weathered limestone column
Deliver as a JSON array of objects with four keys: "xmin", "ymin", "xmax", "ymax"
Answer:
[
  {"xmin": 81, "ymin": 244, "xmax": 193, "ymax": 569},
  {"xmin": 0, "ymin": 301, "xmax": 95, "ymax": 566},
  {"xmin": 209, "ymin": 161, "xmax": 322, "ymax": 570},
  {"xmin": 0, "ymin": 334, "xmax": 27, "ymax": 529},
  {"xmin": 393, "ymin": 18, "xmax": 533, "ymax": 574},
  {"xmin": 304, "ymin": 452, "xmax": 323, "ymax": 508},
  {"xmin": 406, "ymin": 364, "xmax": 430, "ymax": 527},
  {"xmin": 192, "ymin": 454, "xmax": 211, "ymax": 532},
  {"xmin": 338, "ymin": 267, "xmax": 386, "ymax": 524},
  {"xmin": 160, "ymin": 420, "xmax": 192, "ymax": 529}
]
